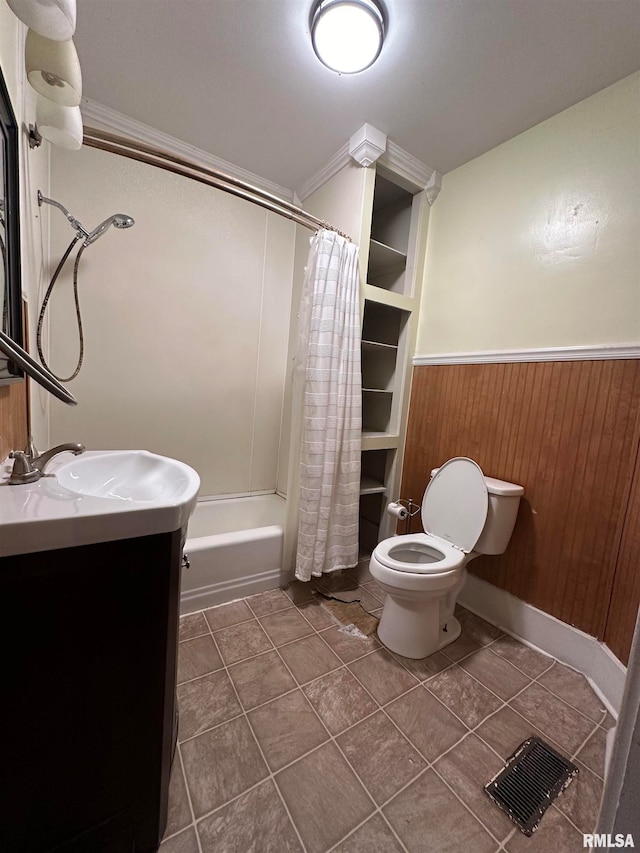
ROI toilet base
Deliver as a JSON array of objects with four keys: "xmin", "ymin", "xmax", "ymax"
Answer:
[{"xmin": 377, "ymin": 596, "xmax": 462, "ymax": 660}]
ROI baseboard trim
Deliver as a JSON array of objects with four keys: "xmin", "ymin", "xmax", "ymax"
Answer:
[
  {"xmin": 180, "ymin": 568, "xmax": 281, "ymax": 615},
  {"xmin": 459, "ymin": 573, "xmax": 627, "ymax": 714}
]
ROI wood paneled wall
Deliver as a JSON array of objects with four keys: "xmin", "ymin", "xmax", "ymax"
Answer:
[
  {"xmin": 401, "ymin": 361, "xmax": 640, "ymax": 658},
  {"xmin": 604, "ymin": 436, "xmax": 640, "ymax": 663},
  {"xmin": 0, "ymin": 381, "xmax": 28, "ymax": 461}
]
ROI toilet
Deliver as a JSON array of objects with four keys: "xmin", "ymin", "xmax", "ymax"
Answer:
[{"xmin": 369, "ymin": 457, "xmax": 524, "ymax": 659}]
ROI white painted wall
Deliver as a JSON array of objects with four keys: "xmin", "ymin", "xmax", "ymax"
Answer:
[
  {"xmin": 0, "ymin": 5, "xmax": 51, "ymax": 447},
  {"xmin": 48, "ymin": 145, "xmax": 295, "ymax": 497},
  {"xmin": 417, "ymin": 71, "xmax": 640, "ymax": 355}
]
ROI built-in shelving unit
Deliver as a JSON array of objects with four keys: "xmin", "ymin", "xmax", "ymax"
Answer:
[
  {"xmin": 298, "ymin": 147, "xmax": 428, "ymax": 562},
  {"xmin": 358, "ymin": 169, "xmax": 427, "ymax": 556}
]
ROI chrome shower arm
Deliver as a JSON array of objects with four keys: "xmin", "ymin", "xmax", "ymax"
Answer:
[{"xmin": 38, "ymin": 190, "xmax": 90, "ymax": 240}]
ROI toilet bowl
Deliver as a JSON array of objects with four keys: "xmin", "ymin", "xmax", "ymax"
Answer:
[{"xmin": 370, "ymin": 457, "xmax": 523, "ymax": 659}]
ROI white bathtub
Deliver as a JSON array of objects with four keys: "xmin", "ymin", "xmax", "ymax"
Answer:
[{"xmin": 180, "ymin": 494, "xmax": 286, "ymax": 614}]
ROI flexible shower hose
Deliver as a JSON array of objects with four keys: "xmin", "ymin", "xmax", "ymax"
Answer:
[{"xmin": 37, "ymin": 235, "xmax": 88, "ymax": 382}]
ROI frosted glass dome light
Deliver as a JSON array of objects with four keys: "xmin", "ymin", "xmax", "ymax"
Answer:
[
  {"xmin": 311, "ymin": 0, "xmax": 385, "ymax": 74},
  {"xmin": 25, "ymin": 30, "xmax": 82, "ymax": 106},
  {"xmin": 7, "ymin": 0, "xmax": 76, "ymax": 41},
  {"xmin": 36, "ymin": 98, "xmax": 83, "ymax": 150}
]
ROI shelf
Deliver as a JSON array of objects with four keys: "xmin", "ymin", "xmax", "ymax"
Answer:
[
  {"xmin": 360, "ymin": 476, "xmax": 386, "ymax": 495},
  {"xmin": 362, "ymin": 300, "xmax": 408, "ymax": 347},
  {"xmin": 368, "ymin": 239, "xmax": 407, "ymax": 276},
  {"xmin": 361, "ymin": 431, "xmax": 399, "ymax": 447},
  {"xmin": 363, "ymin": 284, "xmax": 414, "ymax": 312},
  {"xmin": 362, "ymin": 339, "xmax": 398, "ymax": 351},
  {"xmin": 362, "ymin": 388, "xmax": 392, "ymax": 394}
]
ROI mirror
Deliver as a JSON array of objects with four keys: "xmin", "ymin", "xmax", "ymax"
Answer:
[
  {"xmin": 0, "ymin": 65, "xmax": 76, "ymax": 405},
  {"xmin": 0, "ymin": 62, "xmax": 24, "ymax": 383}
]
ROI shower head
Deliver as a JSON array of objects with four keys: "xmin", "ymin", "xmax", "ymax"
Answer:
[
  {"xmin": 83, "ymin": 214, "xmax": 135, "ymax": 246},
  {"xmin": 38, "ymin": 191, "xmax": 134, "ymax": 246}
]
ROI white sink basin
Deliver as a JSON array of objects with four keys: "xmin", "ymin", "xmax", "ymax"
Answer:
[
  {"xmin": 0, "ymin": 449, "xmax": 200, "ymax": 558},
  {"xmin": 56, "ymin": 450, "xmax": 197, "ymax": 503}
]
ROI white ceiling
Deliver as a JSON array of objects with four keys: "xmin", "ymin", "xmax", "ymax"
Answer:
[{"xmin": 75, "ymin": 0, "xmax": 640, "ymax": 193}]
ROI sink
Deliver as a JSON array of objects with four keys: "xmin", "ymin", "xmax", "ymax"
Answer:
[
  {"xmin": 56, "ymin": 450, "xmax": 197, "ymax": 502},
  {"xmin": 0, "ymin": 449, "xmax": 200, "ymax": 558}
]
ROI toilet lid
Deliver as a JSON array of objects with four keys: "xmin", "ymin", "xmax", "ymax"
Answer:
[{"xmin": 421, "ymin": 457, "xmax": 488, "ymax": 553}]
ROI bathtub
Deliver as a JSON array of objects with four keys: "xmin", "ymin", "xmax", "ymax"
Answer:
[{"xmin": 180, "ymin": 493, "xmax": 286, "ymax": 614}]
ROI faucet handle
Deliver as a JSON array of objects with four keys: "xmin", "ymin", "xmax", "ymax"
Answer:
[{"xmin": 8, "ymin": 450, "xmax": 40, "ymax": 484}]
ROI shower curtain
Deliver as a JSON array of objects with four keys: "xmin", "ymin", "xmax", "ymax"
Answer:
[{"xmin": 285, "ymin": 229, "xmax": 362, "ymax": 582}]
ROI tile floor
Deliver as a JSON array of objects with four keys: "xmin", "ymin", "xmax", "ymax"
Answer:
[{"xmin": 160, "ymin": 570, "xmax": 614, "ymax": 853}]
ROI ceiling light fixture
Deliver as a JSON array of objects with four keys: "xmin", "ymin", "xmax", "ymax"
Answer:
[
  {"xmin": 25, "ymin": 29, "xmax": 82, "ymax": 106},
  {"xmin": 34, "ymin": 98, "xmax": 83, "ymax": 149},
  {"xmin": 6, "ymin": 0, "xmax": 76, "ymax": 41},
  {"xmin": 311, "ymin": 0, "xmax": 385, "ymax": 74}
]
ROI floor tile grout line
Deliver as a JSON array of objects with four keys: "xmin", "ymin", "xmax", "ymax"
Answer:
[
  {"xmin": 222, "ymin": 649, "xmax": 310, "ymax": 853},
  {"xmin": 450, "ymin": 641, "xmax": 605, "ymax": 745},
  {"xmin": 481, "ymin": 634, "xmax": 557, "ymax": 679},
  {"xmin": 177, "ymin": 591, "xmax": 601, "ymax": 850},
  {"xmin": 267, "ymin": 631, "xmax": 410, "ymax": 853},
  {"xmin": 265, "ymin": 611, "xmax": 422, "ymax": 853},
  {"xmin": 177, "ymin": 590, "xmax": 392, "ymax": 848},
  {"xmin": 480, "ymin": 633, "xmax": 613, "ymax": 729},
  {"xmin": 245, "ymin": 591, "xmax": 296, "ymax": 619},
  {"xmin": 175, "ymin": 742, "xmax": 205, "ymax": 853},
  {"xmin": 429, "ymin": 657, "xmax": 562, "ymax": 772},
  {"xmin": 462, "ymin": 648, "xmax": 603, "ymax": 780},
  {"xmin": 178, "ymin": 646, "xmax": 397, "ymax": 747},
  {"xmin": 188, "ymin": 624, "xmax": 311, "ymax": 853},
  {"xmin": 571, "ymin": 717, "xmax": 605, "ymax": 763},
  {"xmin": 549, "ymin": 800, "xmax": 592, "ymax": 837},
  {"xmin": 429, "ymin": 760, "xmax": 509, "ymax": 847},
  {"xmin": 178, "ymin": 597, "xmax": 543, "ymax": 824},
  {"xmin": 330, "ymin": 656, "xmax": 509, "ymax": 848}
]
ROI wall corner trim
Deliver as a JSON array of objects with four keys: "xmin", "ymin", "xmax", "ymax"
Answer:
[
  {"xmin": 459, "ymin": 573, "xmax": 627, "ymax": 713},
  {"xmin": 413, "ymin": 344, "xmax": 640, "ymax": 366},
  {"xmin": 81, "ymin": 98, "xmax": 295, "ymax": 203}
]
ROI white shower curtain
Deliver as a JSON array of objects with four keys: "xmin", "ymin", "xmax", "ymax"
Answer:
[{"xmin": 286, "ymin": 229, "xmax": 362, "ymax": 582}]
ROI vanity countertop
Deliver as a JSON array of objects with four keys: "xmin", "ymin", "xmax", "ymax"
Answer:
[{"xmin": 0, "ymin": 449, "xmax": 200, "ymax": 558}]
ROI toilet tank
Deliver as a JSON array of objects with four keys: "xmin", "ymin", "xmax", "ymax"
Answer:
[{"xmin": 430, "ymin": 469, "xmax": 524, "ymax": 555}]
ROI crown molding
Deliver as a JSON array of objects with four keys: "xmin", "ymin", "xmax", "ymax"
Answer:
[
  {"xmin": 413, "ymin": 344, "xmax": 640, "ymax": 366},
  {"xmin": 296, "ymin": 129, "xmax": 440, "ymax": 202},
  {"xmin": 296, "ymin": 142, "xmax": 351, "ymax": 202},
  {"xmin": 349, "ymin": 123, "xmax": 387, "ymax": 167},
  {"xmin": 81, "ymin": 98, "xmax": 295, "ymax": 203},
  {"xmin": 378, "ymin": 140, "xmax": 438, "ymax": 194}
]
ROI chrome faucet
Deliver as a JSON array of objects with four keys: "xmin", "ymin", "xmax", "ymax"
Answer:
[{"xmin": 7, "ymin": 441, "xmax": 85, "ymax": 485}]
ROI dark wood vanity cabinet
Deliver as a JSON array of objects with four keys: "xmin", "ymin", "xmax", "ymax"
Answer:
[{"xmin": 0, "ymin": 529, "xmax": 183, "ymax": 852}]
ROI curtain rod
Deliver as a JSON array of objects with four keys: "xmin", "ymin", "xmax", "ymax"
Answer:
[{"xmin": 81, "ymin": 127, "xmax": 350, "ymax": 240}]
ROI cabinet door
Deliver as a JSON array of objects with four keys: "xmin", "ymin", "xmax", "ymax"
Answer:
[{"xmin": 0, "ymin": 532, "xmax": 180, "ymax": 853}]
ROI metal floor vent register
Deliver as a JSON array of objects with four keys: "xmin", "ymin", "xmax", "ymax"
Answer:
[{"xmin": 484, "ymin": 736, "xmax": 579, "ymax": 836}]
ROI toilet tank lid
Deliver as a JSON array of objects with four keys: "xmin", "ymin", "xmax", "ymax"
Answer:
[{"xmin": 430, "ymin": 468, "xmax": 524, "ymax": 497}]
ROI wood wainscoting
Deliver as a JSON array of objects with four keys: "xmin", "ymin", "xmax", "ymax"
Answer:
[
  {"xmin": 0, "ymin": 380, "xmax": 28, "ymax": 461},
  {"xmin": 401, "ymin": 360, "xmax": 640, "ymax": 663}
]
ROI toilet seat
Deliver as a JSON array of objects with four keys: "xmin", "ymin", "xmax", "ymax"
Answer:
[
  {"xmin": 372, "ymin": 457, "xmax": 489, "ymax": 575},
  {"xmin": 374, "ymin": 533, "xmax": 464, "ymax": 574}
]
